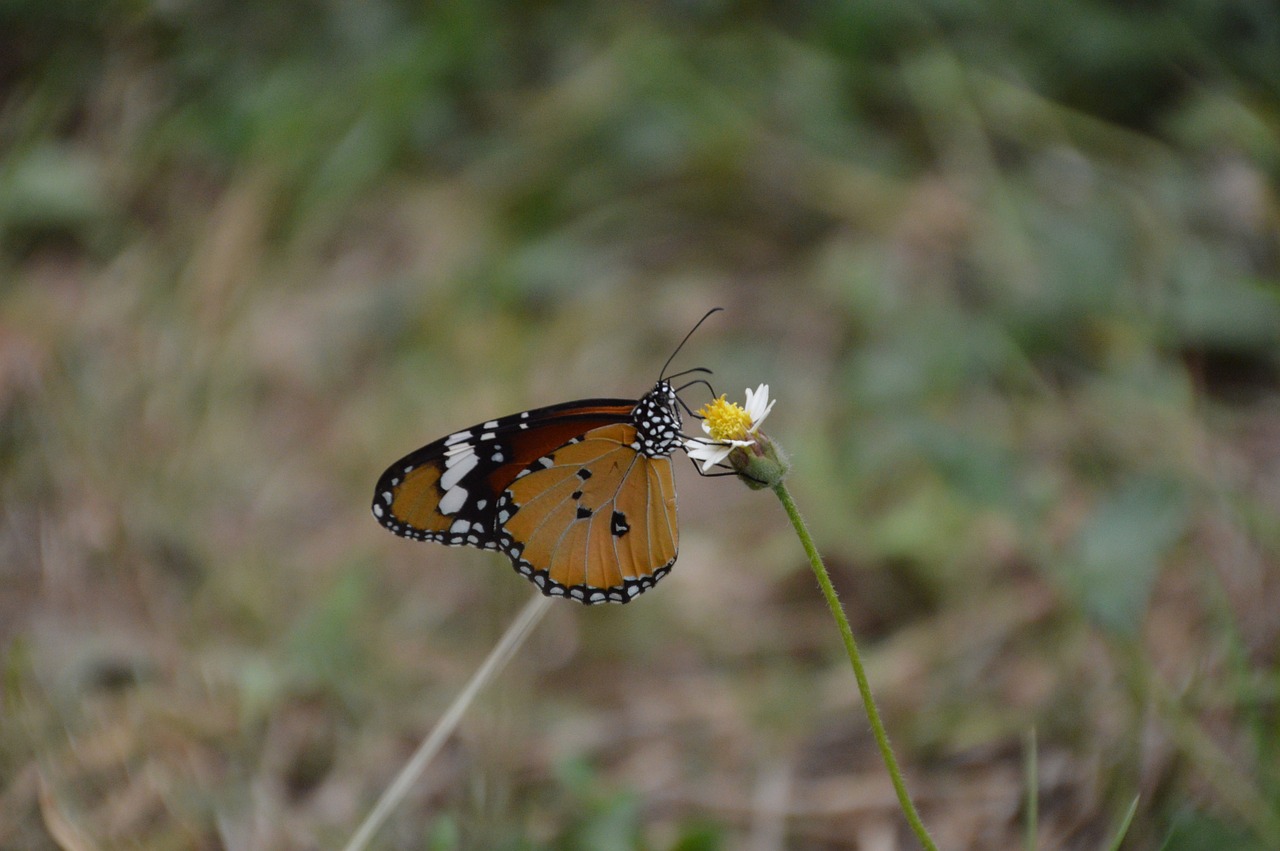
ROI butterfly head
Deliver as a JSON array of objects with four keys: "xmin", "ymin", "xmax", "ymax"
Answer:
[{"xmin": 632, "ymin": 380, "xmax": 682, "ymax": 458}]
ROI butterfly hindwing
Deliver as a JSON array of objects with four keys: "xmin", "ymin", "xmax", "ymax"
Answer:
[{"xmin": 496, "ymin": 423, "xmax": 679, "ymax": 603}]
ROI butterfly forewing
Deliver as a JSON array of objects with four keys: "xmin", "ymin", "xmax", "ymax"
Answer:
[{"xmin": 373, "ymin": 400, "xmax": 635, "ymax": 549}]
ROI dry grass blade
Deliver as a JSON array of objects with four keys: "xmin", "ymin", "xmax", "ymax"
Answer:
[
  {"xmin": 1024, "ymin": 727, "xmax": 1038, "ymax": 851},
  {"xmin": 341, "ymin": 593, "xmax": 552, "ymax": 851},
  {"xmin": 37, "ymin": 772, "xmax": 100, "ymax": 851}
]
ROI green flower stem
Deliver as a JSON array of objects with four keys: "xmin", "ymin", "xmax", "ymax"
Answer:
[{"xmin": 773, "ymin": 481, "xmax": 938, "ymax": 851}]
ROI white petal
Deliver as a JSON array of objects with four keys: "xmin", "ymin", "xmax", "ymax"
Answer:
[
  {"xmin": 744, "ymin": 384, "xmax": 774, "ymax": 430},
  {"xmin": 683, "ymin": 438, "xmax": 714, "ymax": 458},
  {"xmin": 701, "ymin": 447, "xmax": 732, "ymax": 471},
  {"xmin": 684, "ymin": 439, "xmax": 733, "ymax": 472}
]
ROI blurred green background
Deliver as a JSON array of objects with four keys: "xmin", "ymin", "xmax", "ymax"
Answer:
[{"xmin": 3, "ymin": 1, "xmax": 1280, "ymax": 848}]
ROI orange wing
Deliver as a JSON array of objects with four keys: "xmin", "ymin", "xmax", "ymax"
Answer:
[
  {"xmin": 497, "ymin": 423, "xmax": 678, "ymax": 604},
  {"xmin": 373, "ymin": 401, "xmax": 635, "ymax": 550},
  {"xmin": 373, "ymin": 381, "xmax": 684, "ymax": 604}
]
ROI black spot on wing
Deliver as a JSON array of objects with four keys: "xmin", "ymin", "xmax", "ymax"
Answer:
[{"xmin": 611, "ymin": 510, "xmax": 630, "ymax": 538}]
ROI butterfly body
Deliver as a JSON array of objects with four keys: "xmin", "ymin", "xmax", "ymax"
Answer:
[{"xmin": 373, "ymin": 381, "xmax": 683, "ymax": 604}]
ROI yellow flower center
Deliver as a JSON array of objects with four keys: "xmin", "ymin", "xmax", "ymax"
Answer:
[{"xmin": 699, "ymin": 395, "xmax": 753, "ymax": 442}]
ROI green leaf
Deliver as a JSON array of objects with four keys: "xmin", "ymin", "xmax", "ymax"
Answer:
[
  {"xmin": 1064, "ymin": 476, "xmax": 1189, "ymax": 634},
  {"xmin": 1105, "ymin": 795, "xmax": 1140, "ymax": 851},
  {"xmin": 1161, "ymin": 808, "xmax": 1272, "ymax": 851},
  {"xmin": 0, "ymin": 143, "xmax": 108, "ymax": 229},
  {"xmin": 284, "ymin": 569, "xmax": 371, "ymax": 692}
]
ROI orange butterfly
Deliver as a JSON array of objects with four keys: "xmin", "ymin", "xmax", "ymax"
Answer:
[{"xmin": 372, "ymin": 311, "xmax": 718, "ymax": 604}]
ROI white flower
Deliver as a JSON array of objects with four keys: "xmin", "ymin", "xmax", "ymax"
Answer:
[{"xmin": 683, "ymin": 384, "xmax": 776, "ymax": 472}]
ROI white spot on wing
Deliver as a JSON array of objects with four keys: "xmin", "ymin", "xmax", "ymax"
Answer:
[
  {"xmin": 439, "ymin": 485, "xmax": 467, "ymax": 514},
  {"xmin": 440, "ymin": 450, "xmax": 478, "ymax": 490}
]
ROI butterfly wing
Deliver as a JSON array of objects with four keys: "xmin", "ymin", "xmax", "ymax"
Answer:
[
  {"xmin": 372, "ymin": 398, "xmax": 636, "ymax": 551},
  {"xmin": 373, "ymin": 383, "xmax": 683, "ymax": 604},
  {"xmin": 496, "ymin": 423, "xmax": 678, "ymax": 603}
]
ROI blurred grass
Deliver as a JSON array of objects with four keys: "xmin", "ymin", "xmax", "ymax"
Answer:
[{"xmin": 3, "ymin": 1, "xmax": 1280, "ymax": 848}]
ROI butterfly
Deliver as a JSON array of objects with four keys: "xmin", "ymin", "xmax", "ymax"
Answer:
[{"xmin": 372, "ymin": 311, "xmax": 719, "ymax": 604}]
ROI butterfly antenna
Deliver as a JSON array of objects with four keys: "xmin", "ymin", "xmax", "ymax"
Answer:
[
  {"xmin": 665, "ymin": 366, "xmax": 714, "ymax": 383},
  {"xmin": 676, "ymin": 396, "xmax": 703, "ymax": 419},
  {"xmin": 675, "ymin": 377, "xmax": 717, "ymax": 399},
  {"xmin": 659, "ymin": 307, "xmax": 723, "ymax": 381}
]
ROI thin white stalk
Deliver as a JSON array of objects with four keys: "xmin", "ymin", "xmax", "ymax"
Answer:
[{"xmin": 343, "ymin": 593, "xmax": 553, "ymax": 851}]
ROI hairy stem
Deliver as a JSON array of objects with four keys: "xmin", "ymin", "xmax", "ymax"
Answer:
[{"xmin": 772, "ymin": 481, "xmax": 937, "ymax": 851}]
